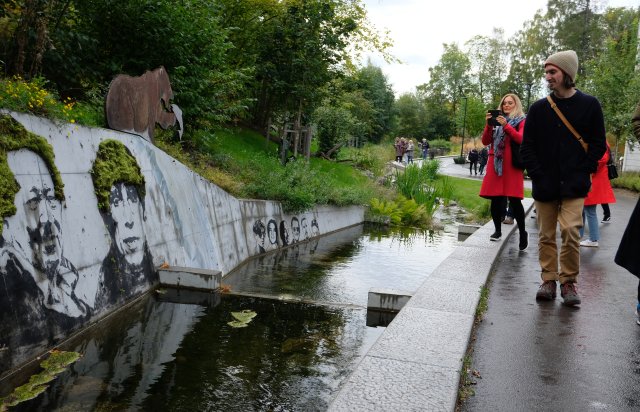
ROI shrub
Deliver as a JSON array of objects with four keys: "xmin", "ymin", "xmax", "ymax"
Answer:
[
  {"xmin": 242, "ymin": 156, "xmax": 331, "ymax": 213},
  {"xmin": 338, "ymin": 144, "xmax": 390, "ymax": 177},
  {"xmin": 612, "ymin": 171, "xmax": 640, "ymax": 192},
  {"xmin": 429, "ymin": 139, "xmax": 451, "ymax": 151},
  {"xmin": 0, "ymin": 76, "xmax": 74, "ymax": 123}
]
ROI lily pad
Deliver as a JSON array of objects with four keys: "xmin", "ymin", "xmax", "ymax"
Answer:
[
  {"xmin": 0, "ymin": 350, "xmax": 81, "ymax": 410},
  {"xmin": 227, "ymin": 321, "xmax": 249, "ymax": 328},
  {"xmin": 230, "ymin": 310, "xmax": 257, "ymax": 323}
]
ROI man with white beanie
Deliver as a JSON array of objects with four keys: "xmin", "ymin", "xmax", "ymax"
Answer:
[{"xmin": 520, "ymin": 50, "xmax": 607, "ymax": 306}]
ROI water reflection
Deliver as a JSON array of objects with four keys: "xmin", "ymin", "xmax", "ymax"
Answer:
[
  {"xmin": 4, "ymin": 223, "xmax": 459, "ymax": 411},
  {"xmin": 225, "ymin": 223, "xmax": 460, "ymax": 306},
  {"xmin": 11, "ymin": 295, "xmax": 381, "ymax": 411}
]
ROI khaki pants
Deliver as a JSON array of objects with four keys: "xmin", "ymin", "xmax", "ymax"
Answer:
[{"xmin": 534, "ymin": 198, "xmax": 584, "ymax": 284}]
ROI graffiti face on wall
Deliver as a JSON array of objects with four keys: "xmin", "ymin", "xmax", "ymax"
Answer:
[
  {"xmin": 110, "ymin": 183, "xmax": 145, "ymax": 266},
  {"xmin": 92, "ymin": 139, "xmax": 155, "ymax": 302},
  {"xmin": 253, "ymin": 220, "xmax": 266, "ymax": 253},
  {"xmin": 2, "ymin": 150, "xmax": 86, "ymax": 318},
  {"xmin": 279, "ymin": 221, "xmax": 290, "ymax": 246},
  {"xmin": 267, "ymin": 219, "xmax": 278, "ymax": 246},
  {"xmin": 291, "ymin": 217, "xmax": 300, "ymax": 243},
  {"xmin": 248, "ymin": 215, "xmax": 320, "ymax": 253},
  {"xmin": 300, "ymin": 218, "xmax": 309, "ymax": 241}
]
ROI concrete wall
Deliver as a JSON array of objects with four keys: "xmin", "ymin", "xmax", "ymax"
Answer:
[
  {"xmin": 622, "ymin": 141, "xmax": 640, "ymax": 172},
  {"xmin": 0, "ymin": 111, "xmax": 364, "ymax": 376}
]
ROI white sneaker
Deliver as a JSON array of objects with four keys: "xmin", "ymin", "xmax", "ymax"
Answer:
[{"xmin": 580, "ymin": 239, "xmax": 599, "ymax": 247}]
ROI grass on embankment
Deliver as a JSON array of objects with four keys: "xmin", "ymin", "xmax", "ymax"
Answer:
[
  {"xmin": 154, "ymin": 127, "xmax": 391, "ymax": 213},
  {"xmin": 155, "ymin": 126, "xmax": 545, "ymax": 225}
]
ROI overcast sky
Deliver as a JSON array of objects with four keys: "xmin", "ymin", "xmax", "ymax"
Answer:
[{"xmin": 361, "ymin": 0, "xmax": 640, "ymax": 95}]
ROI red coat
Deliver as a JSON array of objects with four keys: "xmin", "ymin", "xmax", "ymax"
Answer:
[
  {"xmin": 479, "ymin": 120, "xmax": 525, "ymax": 199},
  {"xmin": 584, "ymin": 146, "xmax": 616, "ymax": 206}
]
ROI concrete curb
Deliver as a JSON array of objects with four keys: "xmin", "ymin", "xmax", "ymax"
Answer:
[{"xmin": 329, "ymin": 198, "xmax": 535, "ymax": 411}]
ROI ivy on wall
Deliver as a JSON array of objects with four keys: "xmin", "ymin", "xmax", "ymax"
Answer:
[
  {"xmin": 90, "ymin": 139, "xmax": 145, "ymax": 212},
  {"xmin": 0, "ymin": 114, "xmax": 65, "ymax": 236}
]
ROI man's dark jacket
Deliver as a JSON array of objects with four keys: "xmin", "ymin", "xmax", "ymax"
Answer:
[{"xmin": 521, "ymin": 90, "xmax": 606, "ymax": 201}]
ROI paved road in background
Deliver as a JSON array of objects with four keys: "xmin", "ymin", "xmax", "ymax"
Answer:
[{"xmin": 430, "ymin": 156, "xmax": 533, "ymax": 190}]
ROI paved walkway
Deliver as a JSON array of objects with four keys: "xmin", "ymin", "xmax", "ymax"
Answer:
[
  {"xmin": 462, "ymin": 189, "xmax": 640, "ymax": 411},
  {"xmin": 331, "ymin": 159, "xmax": 640, "ymax": 411}
]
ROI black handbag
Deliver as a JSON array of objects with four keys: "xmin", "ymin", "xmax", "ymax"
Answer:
[
  {"xmin": 607, "ymin": 148, "xmax": 618, "ymax": 180},
  {"xmin": 511, "ymin": 140, "xmax": 525, "ymax": 169}
]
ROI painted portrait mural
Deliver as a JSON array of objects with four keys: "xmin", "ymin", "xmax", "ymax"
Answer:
[
  {"xmin": 249, "ymin": 215, "xmax": 320, "ymax": 255},
  {"xmin": 0, "ymin": 118, "xmax": 90, "ymax": 371},
  {"xmin": 91, "ymin": 139, "xmax": 156, "ymax": 306},
  {"xmin": 0, "ymin": 117, "xmax": 157, "ymax": 372}
]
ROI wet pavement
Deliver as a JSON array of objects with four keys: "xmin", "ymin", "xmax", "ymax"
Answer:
[
  {"xmin": 462, "ymin": 189, "xmax": 640, "ymax": 411},
  {"xmin": 332, "ymin": 157, "xmax": 639, "ymax": 411}
]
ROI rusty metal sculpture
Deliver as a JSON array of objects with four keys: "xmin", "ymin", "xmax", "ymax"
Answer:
[{"xmin": 105, "ymin": 66, "xmax": 183, "ymax": 143}]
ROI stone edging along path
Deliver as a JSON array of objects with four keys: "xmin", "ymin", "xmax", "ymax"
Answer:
[{"xmin": 329, "ymin": 198, "xmax": 534, "ymax": 412}]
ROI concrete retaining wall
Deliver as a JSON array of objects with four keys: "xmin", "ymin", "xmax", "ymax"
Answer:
[{"xmin": 0, "ymin": 111, "xmax": 364, "ymax": 376}]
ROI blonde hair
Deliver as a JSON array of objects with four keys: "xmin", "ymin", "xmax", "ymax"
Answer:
[{"xmin": 499, "ymin": 93, "xmax": 525, "ymax": 118}]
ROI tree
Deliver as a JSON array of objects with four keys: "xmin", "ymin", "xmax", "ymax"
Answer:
[
  {"xmin": 546, "ymin": 0, "xmax": 607, "ymax": 78},
  {"xmin": 313, "ymin": 104, "xmax": 355, "ymax": 158},
  {"xmin": 25, "ymin": 0, "xmax": 250, "ymax": 130},
  {"xmin": 585, "ymin": 7, "xmax": 639, "ymax": 147},
  {"xmin": 455, "ymin": 96, "xmax": 488, "ymax": 140},
  {"xmin": 393, "ymin": 92, "xmax": 426, "ymax": 138},
  {"xmin": 465, "ymin": 29, "xmax": 509, "ymax": 106},
  {"xmin": 420, "ymin": 43, "xmax": 471, "ymax": 118},
  {"xmin": 505, "ymin": 10, "xmax": 554, "ymax": 110},
  {"xmin": 349, "ymin": 63, "xmax": 394, "ymax": 143}
]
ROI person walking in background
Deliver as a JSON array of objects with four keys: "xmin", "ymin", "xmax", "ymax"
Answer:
[
  {"xmin": 394, "ymin": 137, "xmax": 403, "ymax": 163},
  {"xmin": 479, "ymin": 93, "xmax": 528, "ymax": 249},
  {"xmin": 406, "ymin": 139, "xmax": 415, "ymax": 164},
  {"xmin": 478, "ymin": 147, "xmax": 488, "ymax": 175},
  {"xmin": 579, "ymin": 142, "xmax": 616, "ymax": 247},
  {"xmin": 614, "ymin": 100, "xmax": 640, "ymax": 325},
  {"xmin": 521, "ymin": 50, "xmax": 607, "ymax": 306},
  {"xmin": 468, "ymin": 148, "xmax": 479, "ymax": 175},
  {"xmin": 400, "ymin": 137, "xmax": 408, "ymax": 163},
  {"xmin": 601, "ymin": 204, "xmax": 611, "ymax": 223},
  {"xmin": 503, "ymin": 200, "xmax": 514, "ymax": 225},
  {"xmin": 420, "ymin": 138, "xmax": 429, "ymax": 160}
]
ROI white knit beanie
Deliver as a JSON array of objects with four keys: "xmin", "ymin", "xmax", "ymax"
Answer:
[{"xmin": 544, "ymin": 50, "xmax": 579, "ymax": 82}]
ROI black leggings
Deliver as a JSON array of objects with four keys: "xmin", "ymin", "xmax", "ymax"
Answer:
[{"xmin": 491, "ymin": 196, "xmax": 525, "ymax": 234}]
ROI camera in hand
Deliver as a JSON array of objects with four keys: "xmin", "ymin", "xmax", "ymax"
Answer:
[{"xmin": 488, "ymin": 110, "xmax": 502, "ymax": 126}]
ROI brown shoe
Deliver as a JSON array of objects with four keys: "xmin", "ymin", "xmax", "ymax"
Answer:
[
  {"xmin": 560, "ymin": 282, "xmax": 581, "ymax": 306},
  {"xmin": 503, "ymin": 216, "xmax": 514, "ymax": 225},
  {"xmin": 535, "ymin": 280, "xmax": 557, "ymax": 301}
]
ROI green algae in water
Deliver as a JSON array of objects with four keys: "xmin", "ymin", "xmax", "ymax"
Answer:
[
  {"xmin": 227, "ymin": 309, "xmax": 257, "ymax": 328},
  {"xmin": 0, "ymin": 350, "xmax": 81, "ymax": 410}
]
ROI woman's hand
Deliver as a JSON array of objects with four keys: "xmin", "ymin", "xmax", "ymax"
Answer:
[
  {"xmin": 496, "ymin": 115, "xmax": 507, "ymax": 126},
  {"xmin": 485, "ymin": 112, "xmax": 493, "ymax": 124}
]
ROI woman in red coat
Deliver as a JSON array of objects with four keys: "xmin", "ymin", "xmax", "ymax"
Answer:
[
  {"xmin": 579, "ymin": 143, "xmax": 616, "ymax": 247},
  {"xmin": 479, "ymin": 93, "xmax": 528, "ymax": 250}
]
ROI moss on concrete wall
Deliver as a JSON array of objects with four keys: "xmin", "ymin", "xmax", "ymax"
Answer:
[
  {"xmin": 0, "ymin": 114, "xmax": 64, "ymax": 236},
  {"xmin": 91, "ymin": 139, "xmax": 145, "ymax": 212}
]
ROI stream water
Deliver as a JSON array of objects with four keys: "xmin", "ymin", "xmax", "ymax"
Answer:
[{"xmin": 5, "ymin": 223, "xmax": 461, "ymax": 411}]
